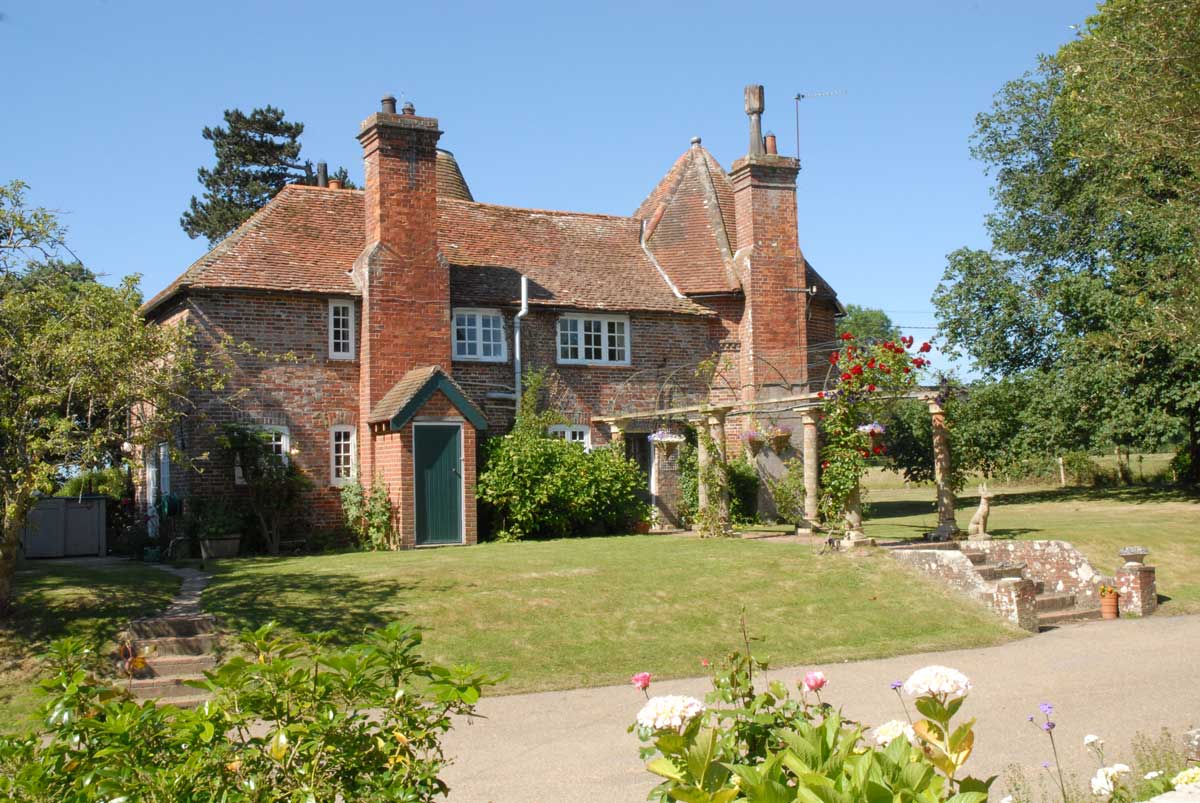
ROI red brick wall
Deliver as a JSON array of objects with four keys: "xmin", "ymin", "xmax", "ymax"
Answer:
[{"xmin": 156, "ymin": 289, "xmax": 361, "ymax": 531}]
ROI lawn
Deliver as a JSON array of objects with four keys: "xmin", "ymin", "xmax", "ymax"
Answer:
[
  {"xmin": 859, "ymin": 472, "xmax": 1200, "ymax": 613},
  {"xmin": 0, "ymin": 559, "xmax": 181, "ymax": 730},
  {"xmin": 201, "ymin": 536, "xmax": 1021, "ymax": 695}
]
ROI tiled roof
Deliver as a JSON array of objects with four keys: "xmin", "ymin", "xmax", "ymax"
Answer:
[
  {"xmin": 144, "ymin": 186, "xmax": 708, "ymax": 317},
  {"xmin": 436, "ymin": 149, "xmax": 473, "ymax": 201},
  {"xmin": 634, "ymin": 144, "xmax": 740, "ymax": 295},
  {"xmin": 368, "ymin": 365, "xmax": 488, "ymax": 428}
]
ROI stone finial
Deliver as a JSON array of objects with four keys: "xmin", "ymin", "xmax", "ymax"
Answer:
[
  {"xmin": 1119, "ymin": 546, "xmax": 1150, "ymax": 566},
  {"xmin": 744, "ymin": 85, "xmax": 765, "ymax": 156},
  {"xmin": 690, "ymin": 136, "xmax": 702, "ymax": 146}
]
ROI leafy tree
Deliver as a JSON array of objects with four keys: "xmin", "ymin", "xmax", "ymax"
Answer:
[
  {"xmin": 0, "ymin": 182, "xmax": 210, "ymax": 613},
  {"xmin": 933, "ymin": 1, "xmax": 1200, "ymax": 483},
  {"xmin": 220, "ymin": 423, "xmax": 312, "ymax": 555},
  {"xmin": 836, "ymin": 304, "xmax": 902, "ymax": 344},
  {"xmin": 180, "ymin": 106, "xmax": 356, "ymax": 245}
]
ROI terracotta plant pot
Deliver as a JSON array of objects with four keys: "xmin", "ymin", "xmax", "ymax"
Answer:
[
  {"xmin": 633, "ymin": 520, "xmax": 651, "ymax": 534},
  {"xmin": 1100, "ymin": 594, "xmax": 1120, "ymax": 619}
]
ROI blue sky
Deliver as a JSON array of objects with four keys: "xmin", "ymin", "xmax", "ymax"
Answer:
[{"xmin": 2, "ymin": 0, "xmax": 1098, "ymax": 372}]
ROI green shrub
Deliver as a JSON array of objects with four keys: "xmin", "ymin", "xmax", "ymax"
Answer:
[
  {"xmin": 0, "ymin": 624, "xmax": 495, "ymax": 802},
  {"xmin": 477, "ymin": 370, "xmax": 649, "ymax": 540},
  {"xmin": 341, "ymin": 478, "xmax": 397, "ymax": 550},
  {"xmin": 726, "ymin": 457, "xmax": 759, "ymax": 525},
  {"xmin": 676, "ymin": 440, "xmax": 699, "ymax": 527},
  {"xmin": 767, "ymin": 457, "xmax": 806, "ymax": 525}
]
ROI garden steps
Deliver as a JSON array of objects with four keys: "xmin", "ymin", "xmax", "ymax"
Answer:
[
  {"xmin": 1036, "ymin": 606, "xmax": 1103, "ymax": 628},
  {"xmin": 120, "ymin": 565, "xmax": 220, "ymax": 708}
]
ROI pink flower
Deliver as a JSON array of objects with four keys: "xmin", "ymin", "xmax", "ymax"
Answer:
[
  {"xmin": 803, "ymin": 671, "xmax": 827, "ymax": 692},
  {"xmin": 631, "ymin": 672, "xmax": 652, "ymax": 691},
  {"xmin": 700, "ymin": 659, "xmax": 710, "ymax": 668}
]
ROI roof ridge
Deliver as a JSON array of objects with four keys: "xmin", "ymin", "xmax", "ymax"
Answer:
[{"xmin": 440, "ymin": 197, "xmax": 636, "ymax": 223}]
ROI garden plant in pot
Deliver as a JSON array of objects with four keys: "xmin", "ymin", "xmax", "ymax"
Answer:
[
  {"xmin": 195, "ymin": 500, "xmax": 244, "ymax": 559},
  {"xmin": 1099, "ymin": 584, "xmax": 1121, "ymax": 619}
]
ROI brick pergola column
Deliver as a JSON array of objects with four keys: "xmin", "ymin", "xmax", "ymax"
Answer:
[
  {"xmin": 927, "ymin": 398, "xmax": 960, "ymax": 540},
  {"xmin": 799, "ymin": 408, "xmax": 820, "ymax": 533}
]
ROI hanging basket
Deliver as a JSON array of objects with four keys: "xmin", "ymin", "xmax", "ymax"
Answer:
[
  {"xmin": 745, "ymin": 437, "xmax": 765, "ymax": 456},
  {"xmin": 649, "ymin": 430, "xmax": 684, "ymax": 456},
  {"xmin": 770, "ymin": 434, "xmax": 792, "ymax": 453}
]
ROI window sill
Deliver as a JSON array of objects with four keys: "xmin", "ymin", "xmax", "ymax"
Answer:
[{"xmin": 452, "ymin": 356, "xmax": 509, "ymax": 364}]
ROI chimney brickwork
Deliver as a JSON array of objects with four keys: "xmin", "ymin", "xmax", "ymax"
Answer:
[
  {"xmin": 355, "ymin": 100, "xmax": 449, "ymax": 480},
  {"xmin": 730, "ymin": 85, "xmax": 809, "ymax": 399}
]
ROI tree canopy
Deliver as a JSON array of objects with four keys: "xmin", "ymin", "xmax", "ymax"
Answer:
[
  {"xmin": 835, "ymin": 304, "xmax": 902, "ymax": 344},
  {"xmin": 932, "ymin": 0, "xmax": 1200, "ymax": 481},
  {"xmin": 0, "ymin": 180, "xmax": 212, "ymax": 613},
  {"xmin": 180, "ymin": 106, "xmax": 356, "ymax": 245}
]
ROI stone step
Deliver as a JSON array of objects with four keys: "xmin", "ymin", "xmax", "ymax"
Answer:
[
  {"xmin": 142, "ymin": 653, "xmax": 217, "ymax": 679},
  {"xmin": 977, "ymin": 563, "xmax": 1025, "ymax": 581},
  {"xmin": 128, "ymin": 614, "xmax": 217, "ymax": 639},
  {"xmin": 128, "ymin": 676, "xmax": 206, "ymax": 700},
  {"xmin": 1033, "ymin": 580, "xmax": 1046, "ymax": 595},
  {"xmin": 1037, "ymin": 607, "xmax": 1103, "ymax": 629},
  {"xmin": 961, "ymin": 551, "xmax": 988, "ymax": 566},
  {"xmin": 1035, "ymin": 592, "xmax": 1077, "ymax": 612},
  {"xmin": 891, "ymin": 542, "xmax": 961, "ymax": 552},
  {"xmin": 155, "ymin": 693, "xmax": 211, "ymax": 710},
  {"xmin": 135, "ymin": 633, "xmax": 220, "ymax": 656}
]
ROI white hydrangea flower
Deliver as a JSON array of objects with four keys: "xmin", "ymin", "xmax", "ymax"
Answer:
[
  {"xmin": 636, "ymin": 695, "xmax": 706, "ymax": 734},
  {"xmin": 902, "ymin": 665, "xmax": 972, "ymax": 698},
  {"xmin": 1144, "ymin": 770, "xmax": 1162, "ymax": 780},
  {"xmin": 1173, "ymin": 766, "xmax": 1200, "ymax": 788},
  {"xmin": 871, "ymin": 719, "xmax": 916, "ymax": 746},
  {"xmin": 1083, "ymin": 734, "xmax": 1103, "ymax": 747},
  {"xmin": 1090, "ymin": 764, "xmax": 1130, "ymax": 796}
]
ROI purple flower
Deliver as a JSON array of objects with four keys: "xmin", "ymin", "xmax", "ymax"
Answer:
[
  {"xmin": 890, "ymin": 681, "xmax": 903, "ymax": 690},
  {"xmin": 1039, "ymin": 702, "xmax": 1054, "ymax": 716},
  {"xmin": 1042, "ymin": 721, "xmax": 1055, "ymax": 732},
  {"xmin": 1042, "ymin": 761, "xmax": 1051, "ymax": 770},
  {"xmin": 1028, "ymin": 715, "xmax": 1035, "ymax": 722}
]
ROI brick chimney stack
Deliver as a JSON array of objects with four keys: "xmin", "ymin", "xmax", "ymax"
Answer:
[
  {"xmin": 730, "ymin": 85, "xmax": 809, "ymax": 398},
  {"xmin": 354, "ymin": 95, "xmax": 449, "ymax": 480}
]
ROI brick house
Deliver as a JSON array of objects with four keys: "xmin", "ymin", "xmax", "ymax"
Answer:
[{"xmin": 140, "ymin": 86, "xmax": 841, "ymax": 546}]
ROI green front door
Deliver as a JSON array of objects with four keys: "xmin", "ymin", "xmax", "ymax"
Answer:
[{"xmin": 414, "ymin": 424, "xmax": 463, "ymax": 545}]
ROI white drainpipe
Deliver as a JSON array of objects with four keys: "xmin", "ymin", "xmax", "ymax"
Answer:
[{"xmin": 514, "ymin": 275, "xmax": 529, "ymax": 414}]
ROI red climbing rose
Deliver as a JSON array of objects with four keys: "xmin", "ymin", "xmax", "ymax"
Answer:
[
  {"xmin": 919, "ymin": 342, "xmax": 932, "ymax": 353},
  {"xmin": 840, "ymin": 332, "xmax": 854, "ymax": 340}
]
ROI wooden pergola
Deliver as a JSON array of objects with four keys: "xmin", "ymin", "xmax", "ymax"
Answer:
[{"xmin": 593, "ymin": 387, "xmax": 959, "ymax": 540}]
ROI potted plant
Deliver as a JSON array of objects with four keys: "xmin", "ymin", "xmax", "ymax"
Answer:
[
  {"xmin": 740, "ymin": 425, "xmax": 766, "ymax": 456},
  {"xmin": 197, "ymin": 500, "xmax": 244, "ymax": 560},
  {"xmin": 1099, "ymin": 584, "xmax": 1120, "ymax": 619},
  {"xmin": 767, "ymin": 423, "xmax": 794, "ymax": 453}
]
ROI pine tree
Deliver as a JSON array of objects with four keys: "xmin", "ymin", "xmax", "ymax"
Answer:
[{"xmin": 180, "ymin": 106, "xmax": 355, "ymax": 245}]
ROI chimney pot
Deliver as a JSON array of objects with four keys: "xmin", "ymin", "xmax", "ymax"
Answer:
[
  {"xmin": 401, "ymin": 101, "xmax": 416, "ymax": 116},
  {"xmin": 328, "ymin": 178, "xmax": 344, "ymax": 190},
  {"xmin": 316, "ymin": 161, "xmax": 329, "ymax": 187},
  {"xmin": 764, "ymin": 132, "xmax": 777, "ymax": 155},
  {"xmin": 381, "ymin": 95, "xmax": 397, "ymax": 114}
]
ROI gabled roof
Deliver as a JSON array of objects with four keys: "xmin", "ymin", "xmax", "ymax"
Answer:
[
  {"xmin": 634, "ymin": 143, "xmax": 740, "ymax": 295},
  {"xmin": 143, "ymin": 186, "xmax": 708, "ymax": 317},
  {"xmin": 368, "ymin": 365, "xmax": 488, "ymax": 429}
]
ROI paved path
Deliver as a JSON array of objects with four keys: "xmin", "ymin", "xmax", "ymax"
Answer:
[
  {"xmin": 146, "ymin": 564, "xmax": 211, "ymax": 616},
  {"xmin": 442, "ymin": 614, "xmax": 1200, "ymax": 802}
]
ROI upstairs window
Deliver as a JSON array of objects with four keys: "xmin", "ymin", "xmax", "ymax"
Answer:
[
  {"xmin": 330, "ymin": 426, "xmax": 356, "ymax": 486},
  {"xmin": 328, "ymin": 299, "xmax": 355, "ymax": 360},
  {"xmin": 557, "ymin": 314, "xmax": 630, "ymax": 365},
  {"xmin": 549, "ymin": 425, "xmax": 591, "ymax": 450},
  {"xmin": 454, "ymin": 308, "xmax": 506, "ymax": 362}
]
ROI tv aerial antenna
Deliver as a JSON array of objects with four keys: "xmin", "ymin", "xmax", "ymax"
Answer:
[{"xmin": 794, "ymin": 89, "xmax": 846, "ymax": 166}]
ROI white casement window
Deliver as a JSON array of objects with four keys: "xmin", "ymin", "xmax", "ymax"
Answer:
[
  {"xmin": 328, "ymin": 299, "xmax": 355, "ymax": 360},
  {"xmin": 453, "ymin": 308, "xmax": 506, "ymax": 362},
  {"xmin": 235, "ymin": 426, "xmax": 290, "ymax": 485},
  {"xmin": 556, "ymin": 313, "xmax": 630, "ymax": 365},
  {"xmin": 549, "ymin": 425, "xmax": 591, "ymax": 450},
  {"xmin": 330, "ymin": 426, "xmax": 356, "ymax": 486},
  {"xmin": 157, "ymin": 443, "xmax": 171, "ymax": 495}
]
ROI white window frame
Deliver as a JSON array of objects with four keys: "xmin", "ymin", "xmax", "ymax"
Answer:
[
  {"xmin": 452, "ymin": 308, "xmax": 507, "ymax": 362},
  {"xmin": 556, "ymin": 313, "xmax": 631, "ymax": 365},
  {"xmin": 328, "ymin": 299, "xmax": 356, "ymax": 360},
  {"xmin": 549, "ymin": 424, "xmax": 592, "ymax": 450},
  {"xmin": 157, "ymin": 442, "xmax": 171, "ymax": 495},
  {"xmin": 329, "ymin": 425, "xmax": 357, "ymax": 487},
  {"xmin": 234, "ymin": 425, "xmax": 290, "ymax": 485}
]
